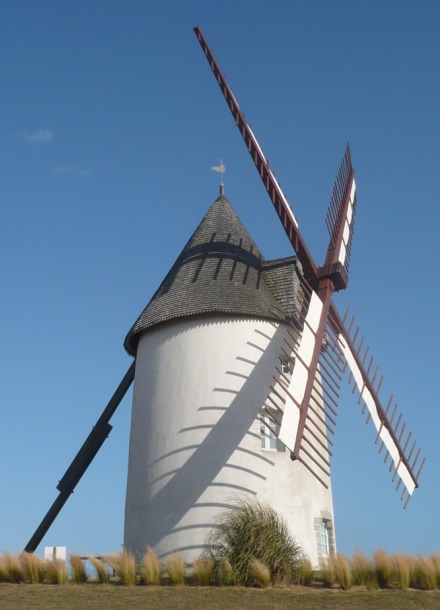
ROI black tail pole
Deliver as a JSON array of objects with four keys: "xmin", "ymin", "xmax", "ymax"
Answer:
[{"xmin": 24, "ymin": 360, "xmax": 135, "ymax": 553}]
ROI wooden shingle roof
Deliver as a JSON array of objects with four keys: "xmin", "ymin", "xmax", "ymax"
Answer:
[{"xmin": 124, "ymin": 192, "xmax": 302, "ymax": 356}]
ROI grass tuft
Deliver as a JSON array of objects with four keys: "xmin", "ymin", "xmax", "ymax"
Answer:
[
  {"xmin": 406, "ymin": 555, "xmax": 418, "ymax": 588},
  {"xmin": 351, "ymin": 548, "xmax": 373, "ymax": 586},
  {"xmin": 45, "ymin": 558, "xmax": 68, "ymax": 584},
  {"xmin": 319, "ymin": 556, "xmax": 336, "ymax": 588},
  {"xmin": 333, "ymin": 553, "xmax": 352, "ymax": 590},
  {"xmin": 20, "ymin": 552, "xmax": 45, "ymax": 584},
  {"xmin": 69, "ymin": 553, "xmax": 88, "ymax": 583},
  {"xmin": 373, "ymin": 549, "xmax": 393, "ymax": 588},
  {"xmin": 166, "ymin": 554, "xmax": 186, "ymax": 585},
  {"xmin": 250, "ymin": 557, "xmax": 271, "ymax": 588},
  {"xmin": 300, "ymin": 557, "xmax": 314, "ymax": 586},
  {"xmin": 415, "ymin": 554, "xmax": 437, "ymax": 590},
  {"xmin": 207, "ymin": 498, "xmax": 303, "ymax": 586},
  {"xmin": 103, "ymin": 550, "xmax": 137, "ymax": 586},
  {"xmin": 192, "ymin": 555, "xmax": 214, "ymax": 586},
  {"xmin": 140, "ymin": 548, "xmax": 161, "ymax": 586},
  {"xmin": 216, "ymin": 558, "xmax": 236, "ymax": 586},
  {"xmin": 392, "ymin": 554, "xmax": 410, "ymax": 590},
  {"xmin": 1, "ymin": 552, "xmax": 23, "ymax": 583},
  {"xmin": 429, "ymin": 553, "xmax": 440, "ymax": 587},
  {"xmin": 87, "ymin": 555, "xmax": 110, "ymax": 583}
]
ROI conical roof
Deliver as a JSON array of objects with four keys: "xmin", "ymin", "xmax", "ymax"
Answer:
[{"xmin": 124, "ymin": 192, "xmax": 302, "ymax": 356}]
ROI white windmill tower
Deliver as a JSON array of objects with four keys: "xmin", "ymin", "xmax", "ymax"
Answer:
[
  {"xmin": 24, "ymin": 27, "xmax": 424, "ymax": 566},
  {"xmin": 123, "ymin": 184, "xmax": 335, "ymax": 566}
]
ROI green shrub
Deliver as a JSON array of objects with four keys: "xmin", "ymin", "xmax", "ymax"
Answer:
[{"xmin": 206, "ymin": 498, "xmax": 303, "ymax": 586}]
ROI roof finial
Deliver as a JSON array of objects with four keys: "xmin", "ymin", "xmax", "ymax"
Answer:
[{"xmin": 211, "ymin": 159, "xmax": 226, "ymax": 195}]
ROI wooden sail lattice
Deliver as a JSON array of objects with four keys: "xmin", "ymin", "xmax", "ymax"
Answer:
[
  {"xmin": 332, "ymin": 306, "xmax": 426, "ymax": 507},
  {"xmin": 260, "ymin": 290, "xmax": 426, "ymax": 506},
  {"xmin": 325, "ymin": 145, "xmax": 357, "ymax": 277},
  {"xmin": 261, "ymin": 277, "xmax": 344, "ymax": 489}
]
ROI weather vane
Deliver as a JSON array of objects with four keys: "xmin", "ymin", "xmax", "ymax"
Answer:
[{"xmin": 211, "ymin": 159, "xmax": 226, "ymax": 188}]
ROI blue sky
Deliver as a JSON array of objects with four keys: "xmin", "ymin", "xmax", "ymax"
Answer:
[{"xmin": 1, "ymin": 0, "xmax": 439, "ymax": 558}]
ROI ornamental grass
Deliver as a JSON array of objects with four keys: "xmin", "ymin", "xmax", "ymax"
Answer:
[
  {"xmin": 44, "ymin": 558, "xmax": 68, "ymax": 584},
  {"xmin": 300, "ymin": 557, "xmax": 314, "ymax": 586},
  {"xmin": 103, "ymin": 550, "xmax": 136, "ymax": 586},
  {"xmin": 319, "ymin": 556, "xmax": 336, "ymax": 588},
  {"xmin": 166, "ymin": 554, "xmax": 186, "ymax": 585},
  {"xmin": 0, "ymin": 552, "xmax": 23, "ymax": 583},
  {"xmin": 87, "ymin": 555, "xmax": 110, "ymax": 583},
  {"xmin": 430, "ymin": 553, "xmax": 440, "ymax": 587},
  {"xmin": 215, "ymin": 557, "xmax": 236, "ymax": 586},
  {"xmin": 250, "ymin": 557, "xmax": 271, "ymax": 587},
  {"xmin": 206, "ymin": 498, "xmax": 303, "ymax": 586},
  {"xmin": 69, "ymin": 553, "xmax": 88, "ymax": 583},
  {"xmin": 414, "ymin": 554, "xmax": 437, "ymax": 590},
  {"xmin": 373, "ymin": 549, "xmax": 393, "ymax": 588},
  {"xmin": 0, "ymin": 546, "xmax": 439, "ymax": 591},
  {"xmin": 350, "ymin": 548, "xmax": 374, "ymax": 587},
  {"xmin": 192, "ymin": 554, "xmax": 214, "ymax": 586},
  {"xmin": 140, "ymin": 547, "xmax": 161, "ymax": 586},
  {"xmin": 332, "ymin": 553, "xmax": 352, "ymax": 590},
  {"xmin": 20, "ymin": 552, "xmax": 45, "ymax": 584},
  {"xmin": 392, "ymin": 553, "xmax": 410, "ymax": 590}
]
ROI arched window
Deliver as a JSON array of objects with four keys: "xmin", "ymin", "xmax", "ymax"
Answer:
[{"xmin": 320, "ymin": 522, "xmax": 329, "ymax": 557}]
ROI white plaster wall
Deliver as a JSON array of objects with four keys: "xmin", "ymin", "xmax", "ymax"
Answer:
[{"xmin": 124, "ymin": 315, "xmax": 335, "ymax": 566}]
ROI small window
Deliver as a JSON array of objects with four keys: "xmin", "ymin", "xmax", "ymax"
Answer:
[
  {"xmin": 320, "ymin": 522, "xmax": 329, "ymax": 557},
  {"xmin": 280, "ymin": 356, "xmax": 293, "ymax": 376},
  {"xmin": 260, "ymin": 414, "xmax": 278, "ymax": 451}
]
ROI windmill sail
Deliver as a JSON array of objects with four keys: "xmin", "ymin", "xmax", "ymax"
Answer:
[
  {"xmin": 330, "ymin": 305, "xmax": 425, "ymax": 507},
  {"xmin": 323, "ymin": 145, "xmax": 357, "ymax": 285},
  {"xmin": 263, "ymin": 278, "xmax": 343, "ymax": 488},
  {"xmin": 263, "ymin": 296, "xmax": 425, "ymax": 505},
  {"xmin": 276, "ymin": 290, "xmax": 325, "ymax": 451}
]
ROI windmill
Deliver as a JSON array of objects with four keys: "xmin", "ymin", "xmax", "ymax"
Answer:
[{"xmin": 24, "ymin": 27, "xmax": 424, "ymax": 564}]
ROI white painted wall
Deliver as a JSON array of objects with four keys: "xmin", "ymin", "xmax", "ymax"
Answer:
[
  {"xmin": 124, "ymin": 315, "xmax": 335, "ymax": 567},
  {"xmin": 44, "ymin": 546, "xmax": 67, "ymax": 561}
]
